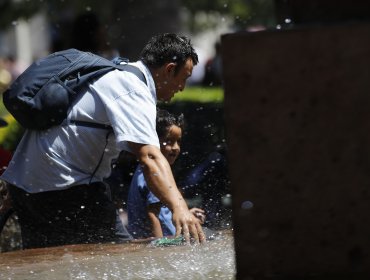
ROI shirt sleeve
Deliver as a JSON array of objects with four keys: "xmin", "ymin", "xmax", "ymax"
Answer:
[{"xmin": 92, "ymin": 70, "xmax": 160, "ymax": 152}]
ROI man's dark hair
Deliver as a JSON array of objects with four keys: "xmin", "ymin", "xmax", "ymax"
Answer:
[
  {"xmin": 156, "ymin": 109, "xmax": 185, "ymax": 138},
  {"xmin": 140, "ymin": 33, "xmax": 198, "ymax": 74}
]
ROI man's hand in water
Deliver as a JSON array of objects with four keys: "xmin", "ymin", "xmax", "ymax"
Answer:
[{"xmin": 172, "ymin": 205, "xmax": 206, "ymax": 244}]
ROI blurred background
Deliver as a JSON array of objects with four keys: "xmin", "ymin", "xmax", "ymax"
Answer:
[{"xmin": 0, "ymin": 0, "xmax": 275, "ymax": 65}]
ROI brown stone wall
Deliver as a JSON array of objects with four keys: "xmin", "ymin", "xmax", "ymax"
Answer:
[{"xmin": 222, "ymin": 22, "xmax": 370, "ymax": 279}]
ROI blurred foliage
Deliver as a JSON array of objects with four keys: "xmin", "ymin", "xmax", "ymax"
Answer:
[
  {"xmin": 0, "ymin": 0, "xmax": 276, "ymax": 32},
  {"xmin": 0, "ymin": 114, "xmax": 24, "ymax": 152},
  {"xmin": 181, "ymin": 0, "xmax": 275, "ymax": 31},
  {"xmin": 0, "ymin": 91, "xmax": 24, "ymax": 151},
  {"xmin": 170, "ymin": 86, "xmax": 223, "ymax": 103},
  {"xmin": 182, "ymin": 0, "xmax": 249, "ymax": 30}
]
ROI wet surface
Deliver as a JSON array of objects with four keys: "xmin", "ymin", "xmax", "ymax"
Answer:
[{"xmin": 0, "ymin": 230, "xmax": 235, "ymax": 279}]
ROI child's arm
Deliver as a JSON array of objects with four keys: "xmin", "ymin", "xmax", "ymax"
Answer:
[
  {"xmin": 128, "ymin": 142, "xmax": 205, "ymax": 243},
  {"xmin": 147, "ymin": 203, "xmax": 163, "ymax": 238}
]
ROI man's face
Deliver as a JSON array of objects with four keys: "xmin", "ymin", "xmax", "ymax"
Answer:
[{"xmin": 156, "ymin": 58, "xmax": 194, "ymax": 102}]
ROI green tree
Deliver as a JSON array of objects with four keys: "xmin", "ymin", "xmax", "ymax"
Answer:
[{"xmin": 180, "ymin": 0, "xmax": 275, "ymax": 32}]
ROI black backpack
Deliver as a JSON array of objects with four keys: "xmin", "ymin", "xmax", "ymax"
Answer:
[{"xmin": 3, "ymin": 48, "xmax": 146, "ymax": 130}]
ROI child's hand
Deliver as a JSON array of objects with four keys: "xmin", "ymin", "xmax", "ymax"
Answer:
[{"xmin": 190, "ymin": 208, "xmax": 206, "ymax": 224}]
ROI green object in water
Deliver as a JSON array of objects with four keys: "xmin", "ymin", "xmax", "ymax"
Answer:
[{"xmin": 150, "ymin": 236, "xmax": 185, "ymax": 247}]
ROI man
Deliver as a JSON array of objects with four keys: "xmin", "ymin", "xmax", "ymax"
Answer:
[{"xmin": 1, "ymin": 33, "xmax": 205, "ymax": 249}]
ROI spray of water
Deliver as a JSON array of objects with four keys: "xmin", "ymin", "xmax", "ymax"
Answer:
[{"xmin": 0, "ymin": 230, "xmax": 235, "ymax": 280}]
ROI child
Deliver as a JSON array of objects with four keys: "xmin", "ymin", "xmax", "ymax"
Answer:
[{"xmin": 127, "ymin": 109, "xmax": 205, "ymax": 239}]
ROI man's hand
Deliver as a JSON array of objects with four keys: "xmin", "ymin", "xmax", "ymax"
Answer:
[{"xmin": 172, "ymin": 205, "xmax": 206, "ymax": 244}]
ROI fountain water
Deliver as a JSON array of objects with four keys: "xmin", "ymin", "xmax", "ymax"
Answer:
[{"xmin": 0, "ymin": 230, "xmax": 235, "ymax": 280}]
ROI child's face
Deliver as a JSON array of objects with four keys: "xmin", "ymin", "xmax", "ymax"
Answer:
[{"xmin": 160, "ymin": 124, "xmax": 182, "ymax": 165}]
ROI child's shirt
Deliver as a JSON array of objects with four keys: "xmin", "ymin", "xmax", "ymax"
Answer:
[{"xmin": 127, "ymin": 165, "xmax": 176, "ymax": 238}]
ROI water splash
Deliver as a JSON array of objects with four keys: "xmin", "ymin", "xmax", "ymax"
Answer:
[{"xmin": 0, "ymin": 231, "xmax": 235, "ymax": 279}]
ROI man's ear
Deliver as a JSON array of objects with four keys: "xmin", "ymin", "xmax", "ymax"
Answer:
[{"xmin": 165, "ymin": 62, "xmax": 177, "ymax": 76}]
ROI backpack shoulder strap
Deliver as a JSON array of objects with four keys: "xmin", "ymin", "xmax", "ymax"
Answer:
[
  {"xmin": 117, "ymin": 64, "xmax": 147, "ymax": 85},
  {"xmin": 111, "ymin": 57, "xmax": 147, "ymax": 85}
]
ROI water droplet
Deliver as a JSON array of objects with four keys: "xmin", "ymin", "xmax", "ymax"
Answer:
[
  {"xmin": 284, "ymin": 18, "xmax": 292, "ymax": 24},
  {"xmin": 241, "ymin": 200, "xmax": 254, "ymax": 209},
  {"xmin": 276, "ymin": 24, "xmax": 282, "ymax": 30}
]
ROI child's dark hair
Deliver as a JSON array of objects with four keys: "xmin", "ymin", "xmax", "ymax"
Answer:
[
  {"xmin": 156, "ymin": 109, "xmax": 185, "ymax": 138},
  {"xmin": 140, "ymin": 33, "xmax": 198, "ymax": 74}
]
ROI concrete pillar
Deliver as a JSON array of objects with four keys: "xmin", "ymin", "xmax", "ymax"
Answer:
[{"xmin": 222, "ymin": 21, "xmax": 370, "ymax": 279}]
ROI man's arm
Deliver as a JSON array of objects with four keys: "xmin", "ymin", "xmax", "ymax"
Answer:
[{"xmin": 127, "ymin": 142, "xmax": 206, "ymax": 243}]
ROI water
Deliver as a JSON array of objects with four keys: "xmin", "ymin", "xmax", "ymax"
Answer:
[{"xmin": 0, "ymin": 230, "xmax": 235, "ymax": 280}]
